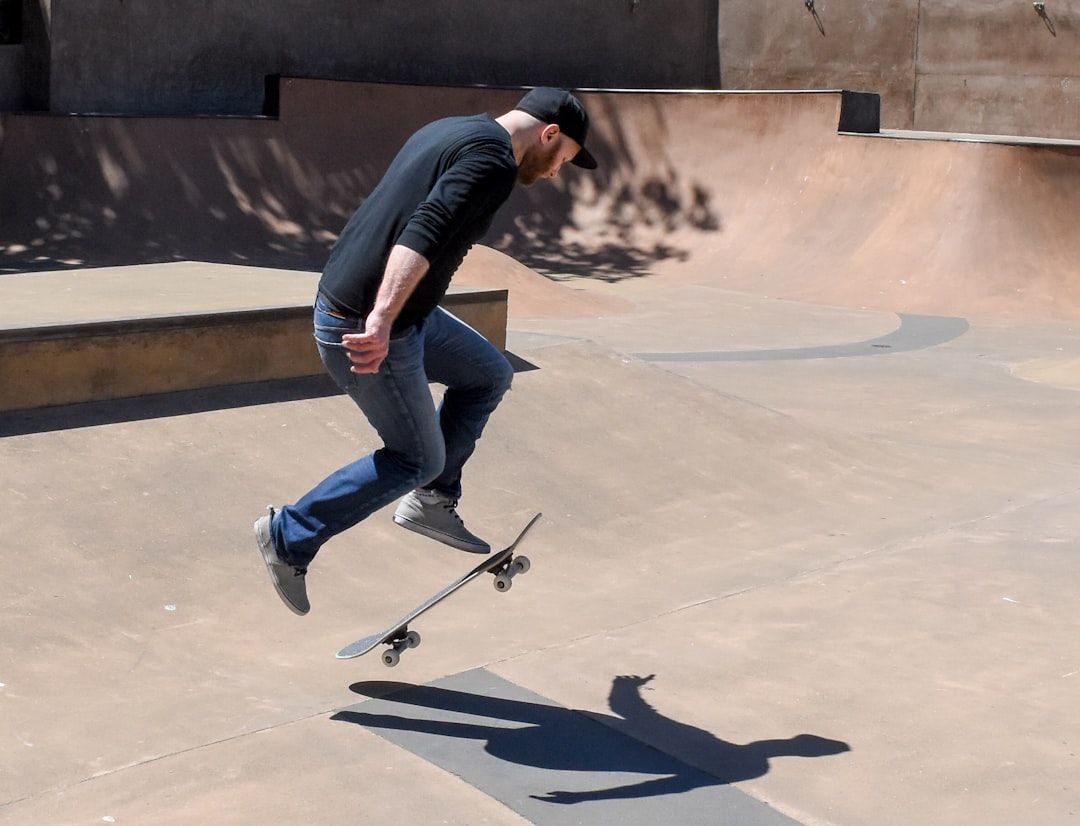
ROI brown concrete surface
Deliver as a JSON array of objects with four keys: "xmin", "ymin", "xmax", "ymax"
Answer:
[
  {"xmin": 0, "ymin": 262, "xmax": 508, "ymax": 411},
  {"xmin": 3, "ymin": 89, "xmax": 1080, "ymax": 825}
]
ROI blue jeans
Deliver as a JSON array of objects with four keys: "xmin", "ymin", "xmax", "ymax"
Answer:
[{"xmin": 271, "ymin": 295, "xmax": 514, "ymax": 567}]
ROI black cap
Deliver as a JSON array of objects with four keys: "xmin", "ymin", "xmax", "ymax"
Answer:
[{"xmin": 514, "ymin": 87, "xmax": 598, "ymax": 170}]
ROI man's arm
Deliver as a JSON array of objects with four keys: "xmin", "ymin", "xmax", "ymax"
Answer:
[{"xmin": 341, "ymin": 244, "xmax": 430, "ymax": 374}]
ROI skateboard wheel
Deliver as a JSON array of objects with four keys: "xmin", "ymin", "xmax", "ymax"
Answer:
[
  {"xmin": 493, "ymin": 573, "xmax": 513, "ymax": 592},
  {"xmin": 512, "ymin": 555, "xmax": 531, "ymax": 575},
  {"xmin": 405, "ymin": 630, "xmax": 422, "ymax": 649},
  {"xmin": 382, "ymin": 649, "xmax": 400, "ymax": 667}
]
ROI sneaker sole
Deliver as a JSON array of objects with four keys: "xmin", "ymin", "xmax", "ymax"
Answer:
[{"xmin": 393, "ymin": 514, "xmax": 491, "ymax": 554}]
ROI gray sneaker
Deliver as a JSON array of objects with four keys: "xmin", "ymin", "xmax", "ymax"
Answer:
[
  {"xmin": 393, "ymin": 488, "xmax": 491, "ymax": 554},
  {"xmin": 254, "ymin": 507, "xmax": 310, "ymax": 615}
]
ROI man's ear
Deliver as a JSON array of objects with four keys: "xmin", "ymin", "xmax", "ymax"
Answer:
[{"xmin": 540, "ymin": 123, "xmax": 562, "ymax": 144}]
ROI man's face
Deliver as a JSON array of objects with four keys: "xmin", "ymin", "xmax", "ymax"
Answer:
[{"xmin": 517, "ymin": 130, "xmax": 582, "ymax": 186}]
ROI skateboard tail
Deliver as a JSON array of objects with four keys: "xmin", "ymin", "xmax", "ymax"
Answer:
[
  {"xmin": 507, "ymin": 512, "xmax": 542, "ymax": 553},
  {"xmin": 337, "ymin": 630, "xmax": 397, "ymax": 659}
]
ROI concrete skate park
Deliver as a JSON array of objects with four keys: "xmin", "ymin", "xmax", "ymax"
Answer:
[{"xmin": 4, "ymin": 38, "xmax": 1080, "ymax": 826}]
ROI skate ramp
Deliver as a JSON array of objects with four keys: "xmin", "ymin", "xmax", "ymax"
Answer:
[
  {"xmin": 5, "ymin": 79, "xmax": 1080, "ymax": 325},
  {"xmin": 507, "ymin": 88, "xmax": 1080, "ymax": 322},
  {"xmin": 3, "ymin": 86, "xmax": 1080, "ymax": 826}
]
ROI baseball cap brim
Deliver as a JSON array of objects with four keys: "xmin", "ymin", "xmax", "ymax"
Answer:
[{"xmin": 571, "ymin": 146, "xmax": 598, "ymax": 170}]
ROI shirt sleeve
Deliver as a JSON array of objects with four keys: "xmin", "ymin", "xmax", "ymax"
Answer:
[{"xmin": 395, "ymin": 145, "xmax": 516, "ymax": 262}]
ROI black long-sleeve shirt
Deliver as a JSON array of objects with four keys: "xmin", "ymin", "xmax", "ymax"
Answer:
[{"xmin": 318, "ymin": 114, "xmax": 518, "ymax": 333}]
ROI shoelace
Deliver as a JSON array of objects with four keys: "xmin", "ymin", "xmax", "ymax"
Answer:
[{"xmin": 440, "ymin": 500, "xmax": 464, "ymax": 524}]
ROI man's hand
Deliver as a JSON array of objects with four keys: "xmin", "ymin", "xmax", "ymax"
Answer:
[
  {"xmin": 342, "ymin": 244, "xmax": 430, "ymax": 374},
  {"xmin": 342, "ymin": 328, "xmax": 390, "ymax": 374}
]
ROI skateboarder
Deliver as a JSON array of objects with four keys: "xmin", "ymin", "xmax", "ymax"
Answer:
[{"xmin": 255, "ymin": 88, "xmax": 597, "ymax": 615}]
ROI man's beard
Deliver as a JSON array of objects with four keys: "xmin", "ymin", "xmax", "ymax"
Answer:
[{"xmin": 516, "ymin": 143, "xmax": 561, "ymax": 186}]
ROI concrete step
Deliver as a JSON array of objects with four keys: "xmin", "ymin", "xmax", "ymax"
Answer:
[{"xmin": 0, "ymin": 262, "xmax": 507, "ymax": 412}]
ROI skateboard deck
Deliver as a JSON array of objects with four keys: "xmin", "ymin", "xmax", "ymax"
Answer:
[{"xmin": 336, "ymin": 512, "xmax": 542, "ymax": 666}]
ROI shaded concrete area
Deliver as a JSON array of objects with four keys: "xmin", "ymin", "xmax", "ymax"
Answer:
[
  {"xmin": 3, "ymin": 89, "xmax": 1080, "ymax": 825},
  {"xmin": 335, "ymin": 669, "xmax": 829, "ymax": 824}
]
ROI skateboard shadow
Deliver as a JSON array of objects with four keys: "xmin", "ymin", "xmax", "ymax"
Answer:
[{"xmin": 334, "ymin": 673, "xmax": 850, "ymax": 805}]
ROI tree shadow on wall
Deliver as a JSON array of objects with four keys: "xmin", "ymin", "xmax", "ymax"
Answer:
[
  {"xmin": 1, "ymin": 91, "xmax": 723, "ymax": 281},
  {"xmin": 488, "ymin": 121, "xmax": 723, "ymax": 283},
  {"xmin": 0, "ymin": 113, "xmax": 368, "ymax": 274}
]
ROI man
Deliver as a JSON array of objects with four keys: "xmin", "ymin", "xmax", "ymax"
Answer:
[{"xmin": 255, "ymin": 88, "xmax": 597, "ymax": 615}]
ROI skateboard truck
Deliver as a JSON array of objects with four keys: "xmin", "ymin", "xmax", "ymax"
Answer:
[
  {"xmin": 493, "ymin": 552, "xmax": 531, "ymax": 592},
  {"xmin": 380, "ymin": 630, "xmax": 422, "ymax": 667}
]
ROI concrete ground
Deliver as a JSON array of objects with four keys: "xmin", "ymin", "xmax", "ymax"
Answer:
[
  {"xmin": 3, "ymin": 259, "xmax": 1079, "ymax": 825},
  {"xmin": 3, "ymin": 87, "xmax": 1080, "ymax": 824}
]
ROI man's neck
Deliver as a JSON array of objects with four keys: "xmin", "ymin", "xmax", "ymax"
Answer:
[{"xmin": 494, "ymin": 110, "xmax": 542, "ymax": 166}]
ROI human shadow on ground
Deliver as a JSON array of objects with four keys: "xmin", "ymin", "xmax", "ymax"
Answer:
[{"xmin": 334, "ymin": 673, "xmax": 850, "ymax": 805}]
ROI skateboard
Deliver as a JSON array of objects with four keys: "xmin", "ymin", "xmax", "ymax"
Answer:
[{"xmin": 336, "ymin": 512, "xmax": 542, "ymax": 666}]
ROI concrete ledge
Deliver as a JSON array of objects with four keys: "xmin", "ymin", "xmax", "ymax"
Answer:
[{"xmin": 0, "ymin": 263, "xmax": 508, "ymax": 412}]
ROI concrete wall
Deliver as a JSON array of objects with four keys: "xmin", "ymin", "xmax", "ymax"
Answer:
[
  {"xmin": 719, "ymin": 0, "xmax": 1080, "ymax": 138},
  {"xmin": 27, "ymin": 0, "xmax": 1080, "ymax": 137},
  {"xmin": 16, "ymin": 1, "xmax": 1080, "ymax": 146},
  {"xmin": 719, "ymin": 1, "xmax": 919, "ymax": 131},
  {"xmin": 915, "ymin": 0, "xmax": 1080, "ymax": 137},
  {"xmin": 47, "ymin": 0, "xmax": 720, "ymax": 116}
]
